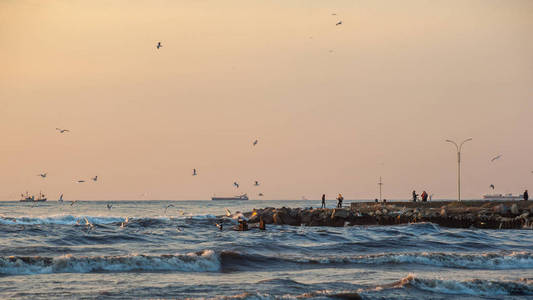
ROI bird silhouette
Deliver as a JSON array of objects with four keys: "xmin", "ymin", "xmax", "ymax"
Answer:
[
  {"xmin": 92, "ymin": 176, "xmax": 98, "ymax": 182},
  {"xmin": 107, "ymin": 203, "xmax": 112, "ymax": 210},
  {"xmin": 193, "ymin": 169, "xmax": 197, "ymax": 176},
  {"xmin": 254, "ymin": 181, "xmax": 260, "ymax": 186},
  {"xmin": 156, "ymin": 42, "xmax": 162, "ymax": 49},
  {"xmin": 253, "ymin": 139, "xmax": 258, "ymax": 146},
  {"xmin": 55, "ymin": 128, "xmax": 70, "ymax": 133},
  {"xmin": 233, "ymin": 182, "xmax": 239, "ymax": 188},
  {"xmin": 491, "ymin": 155, "xmax": 502, "ymax": 162},
  {"xmin": 76, "ymin": 180, "xmax": 86, "ymax": 183},
  {"xmin": 37, "ymin": 173, "xmax": 47, "ymax": 178},
  {"xmin": 490, "ymin": 184, "xmax": 495, "ymax": 190},
  {"xmin": 336, "ymin": 21, "xmax": 342, "ymax": 26}
]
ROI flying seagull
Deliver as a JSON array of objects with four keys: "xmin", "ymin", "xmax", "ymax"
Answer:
[
  {"xmin": 258, "ymin": 193, "xmax": 264, "ymax": 197},
  {"xmin": 55, "ymin": 128, "xmax": 70, "ymax": 133},
  {"xmin": 59, "ymin": 194, "xmax": 63, "ymax": 202},
  {"xmin": 156, "ymin": 42, "xmax": 162, "ymax": 49},
  {"xmin": 254, "ymin": 181, "xmax": 260, "ymax": 186},
  {"xmin": 120, "ymin": 217, "xmax": 129, "ymax": 228},
  {"xmin": 92, "ymin": 176, "xmax": 98, "ymax": 182},
  {"xmin": 76, "ymin": 180, "xmax": 86, "ymax": 183},
  {"xmin": 253, "ymin": 139, "xmax": 258, "ymax": 146},
  {"xmin": 336, "ymin": 21, "xmax": 342, "ymax": 26},
  {"xmin": 233, "ymin": 182, "xmax": 239, "ymax": 188},
  {"xmin": 106, "ymin": 203, "xmax": 113, "ymax": 210},
  {"xmin": 224, "ymin": 208, "xmax": 231, "ymax": 217},
  {"xmin": 164, "ymin": 204, "xmax": 175, "ymax": 214},
  {"xmin": 491, "ymin": 155, "xmax": 502, "ymax": 162},
  {"xmin": 70, "ymin": 200, "xmax": 78, "ymax": 206},
  {"xmin": 37, "ymin": 173, "xmax": 47, "ymax": 178},
  {"xmin": 490, "ymin": 184, "xmax": 495, "ymax": 190},
  {"xmin": 192, "ymin": 169, "xmax": 197, "ymax": 176}
]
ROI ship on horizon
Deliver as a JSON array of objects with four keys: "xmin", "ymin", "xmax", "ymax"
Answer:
[
  {"xmin": 211, "ymin": 194, "xmax": 249, "ymax": 201},
  {"xmin": 19, "ymin": 191, "xmax": 47, "ymax": 202},
  {"xmin": 483, "ymin": 193, "xmax": 523, "ymax": 201}
]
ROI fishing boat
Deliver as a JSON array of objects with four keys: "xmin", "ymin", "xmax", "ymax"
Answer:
[
  {"xmin": 483, "ymin": 193, "xmax": 523, "ymax": 201},
  {"xmin": 211, "ymin": 194, "xmax": 249, "ymax": 201},
  {"xmin": 19, "ymin": 192, "xmax": 47, "ymax": 202}
]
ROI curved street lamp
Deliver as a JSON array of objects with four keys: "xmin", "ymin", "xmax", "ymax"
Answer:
[{"xmin": 445, "ymin": 138, "xmax": 472, "ymax": 202}]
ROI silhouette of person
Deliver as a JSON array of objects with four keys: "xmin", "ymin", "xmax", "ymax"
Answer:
[
  {"xmin": 321, "ymin": 194, "xmax": 326, "ymax": 208},
  {"xmin": 412, "ymin": 190, "xmax": 418, "ymax": 202},
  {"xmin": 337, "ymin": 194, "xmax": 344, "ymax": 208},
  {"xmin": 524, "ymin": 190, "xmax": 529, "ymax": 201}
]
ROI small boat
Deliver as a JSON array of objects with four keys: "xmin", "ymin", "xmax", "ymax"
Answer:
[
  {"xmin": 19, "ymin": 192, "xmax": 47, "ymax": 202},
  {"xmin": 483, "ymin": 193, "xmax": 523, "ymax": 201},
  {"xmin": 211, "ymin": 194, "xmax": 249, "ymax": 201}
]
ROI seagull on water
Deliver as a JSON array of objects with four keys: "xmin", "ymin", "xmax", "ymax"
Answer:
[
  {"xmin": 491, "ymin": 155, "xmax": 502, "ymax": 162},
  {"xmin": 59, "ymin": 194, "xmax": 64, "ymax": 202},
  {"xmin": 233, "ymin": 182, "xmax": 239, "ymax": 188},
  {"xmin": 156, "ymin": 42, "xmax": 162, "ymax": 49},
  {"xmin": 37, "ymin": 173, "xmax": 47, "ymax": 178},
  {"xmin": 55, "ymin": 128, "xmax": 70, "ymax": 133},
  {"xmin": 92, "ymin": 176, "xmax": 98, "ymax": 182},
  {"xmin": 336, "ymin": 21, "xmax": 342, "ymax": 26},
  {"xmin": 192, "ymin": 169, "xmax": 197, "ymax": 176},
  {"xmin": 121, "ymin": 217, "xmax": 129, "ymax": 228}
]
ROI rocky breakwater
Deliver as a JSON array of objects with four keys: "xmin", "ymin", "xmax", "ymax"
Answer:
[{"xmin": 244, "ymin": 201, "xmax": 533, "ymax": 229}]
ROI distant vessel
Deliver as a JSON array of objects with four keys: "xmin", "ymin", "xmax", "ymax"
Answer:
[
  {"xmin": 211, "ymin": 194, "xmax": 249, "ymax": 201},
  {"xmin": 483, "ymin": 193, "xmax": 523, "ymax": 201},
  {"xmin": 19, "ymin": 192, "xmax": 47, "ymax": 202}
]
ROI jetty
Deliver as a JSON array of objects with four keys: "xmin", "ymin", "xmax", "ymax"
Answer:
[{"xmin": 244, "ymin": 201, "xmax": 533, "ymax": 229}]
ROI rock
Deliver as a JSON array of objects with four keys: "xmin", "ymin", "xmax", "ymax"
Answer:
[
  {"xmin": 382, "ymin": 208, "xmax": 389, "ymax": 215},
  {"xmin": 440, "ymin": 208, "xmax": 447, "ymax": 217},
  {"xmin": 331, "ymin": 208, "xmax": 350, "ymax": 219},
  {"xmin": 494, "ymin": 204, "xmax": 509, "ymax": 215},
  {"xmin": 375, "ymin": 210, "xmax": 382, "ymax": 216},
  {"xmin": 511, "ymin": 204, "xmax": 519, "ymax": 215}
]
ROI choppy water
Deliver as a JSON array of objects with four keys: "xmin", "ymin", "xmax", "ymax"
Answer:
[{"xmin": 1, "ymin": 200, "xmax": 533, "ymax": 299}]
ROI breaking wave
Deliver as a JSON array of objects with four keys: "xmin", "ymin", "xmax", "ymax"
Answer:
[
  {"xmin": 394, "ymin": 274, "xmax": 533, "ymax": 296},
  {"xmin": 0, "ymin": 214, "xmax": 218, "ymax": 226},
  {"xmin": 0, "ymin": 250, "xmax": 219, "ymax": 275}
]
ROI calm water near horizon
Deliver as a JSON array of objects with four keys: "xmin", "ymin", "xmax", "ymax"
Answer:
[{"xmin": 1, "ymin": 200, "xmax": 533, "ymax": 299}]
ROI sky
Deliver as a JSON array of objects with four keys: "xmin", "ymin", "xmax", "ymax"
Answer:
[{"xmin": 1, "ymin": 0, "xmax": 532, "ymax": 201}]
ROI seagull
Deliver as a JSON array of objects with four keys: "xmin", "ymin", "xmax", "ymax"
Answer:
[
  {"xmin": 253, "ymin": 139, "xmax": 258, "ymax": 146},
  {"xmin": 336, "ymin": 21, "xmax": 342, "ymax": 26},
  {"xmin": 76, "ymin": 180, "xmax": 86, "ymax": 183},
  {"xmin": 192, "ymin": 169, "xmax": 197, "ymax": 176},
  {"xmin": 233, "ymin": 182, "xmax": 239, "ymax": 188},
  {"xmin": 258, "ymin": 193, "xmax": 264, "ymax": 197},
  {"xmin": 70, "ymin": 200, "xmax": 78, "ymax": 206},
  {"xmin": 224, "ymin": 208, "xmax": 231, "ymax": 217},
  {"xmin": 254, "ymin": 181, "xmax": 260, "ymax": 186},
  {"xmin": 107, "ymin": 203, "xmax": 113, "ymax": 210},
  {"xmin": 490, "ymin": 184, "xmax": 495, "ymax": 190},
  {"xmin": 491, "ymin": 155, "xmax": 502, "ymax": 162},
  {"xmin": 37, "ymin": 173, "xmax": 47, "ymax": 178},
  {"xmin": 59, "ymin": 194, "xmax": 63, "ymax": 202},
  {"xmin": 55, "ymin": 128, "xmax": 70, "ymax": 133},
  {"xmin": 121, "ymin": 217, "xmax": 129, "ymax": 228},
  {"xmin": 92, "ymin": 176, "xmax": 98, "ymax": 182},
  {"xmin": 156, "ymin": 42, "xmax": 162, "ymax": 49},
  {"xmin": 164, "ymin": 204, "xmax": 175, "ymax": 214},
  {"xmin": 215, "ymin": 223, "xmax": 223, "ymax": 231}
]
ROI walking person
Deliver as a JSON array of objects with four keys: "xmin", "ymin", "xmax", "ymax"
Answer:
[
  {"xmin": 524, "ymin": 190, "xmax": 529, "ymax": 201},
  {"xmin": 321, "ymin": 194, "xmax": 326, "ymax": 208},
  {"xmin": 421, "ymin": 191, "xmax": 428, "ymax": 202},
  {"xmin": 412, "ymin": 190, "xmax": 418, "ymax": 202},
  {"xmin": 337, "ymin": 193, "xmax": 344, "ymax": 208}
]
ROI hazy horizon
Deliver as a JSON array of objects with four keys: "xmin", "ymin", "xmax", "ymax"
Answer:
[{"xmin": 1, "ymin": 0, "xmax": 532, "ymax": 201}]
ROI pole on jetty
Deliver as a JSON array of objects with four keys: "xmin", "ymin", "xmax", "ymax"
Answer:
[
  {"xmin": 378, "ymin": 176, "xmax": 383, "ymax": 202},
  {"xmin": 445, "ymin": 138, "xmax": 472, "ymax": 202}
]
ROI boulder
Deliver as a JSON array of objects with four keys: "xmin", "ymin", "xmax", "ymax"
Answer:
[
  {"xmin": 440, "ymin": 208, "xmax": 447, "ymax": 217},
  {"xmin": 511, "ymin": 204, "xmax": 519, "ymax": 215},
  {"xmin": 331, "ymin": 208, "xmax": 350, "ymax": 219}
]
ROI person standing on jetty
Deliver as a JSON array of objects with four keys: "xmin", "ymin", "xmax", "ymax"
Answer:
[
  {"xmin": 321, "ymin": 194, "xmax": 326, "ymax": 208},
  {"xmin": 524, "ymin": 190, "xmax": 529, "ymax": 201},
  {"xmin": 337, "ymin": 194, "xmax": 344, "ymax": 208},
  {"xmin": 421, "ymin": 191, "xmax": 428, "ymax": 202},
  {"xmin": 412, "ymin": 190, "xmax": 418, "ymax": 202}
]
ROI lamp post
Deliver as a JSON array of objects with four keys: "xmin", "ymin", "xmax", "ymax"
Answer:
[
  {"xmin": 378, "ymin": 176, "xmax": 383, "ymax": 202},
  {"xmin": 445, "ymin": 138, "xmax": 472, "ymax": 202}
]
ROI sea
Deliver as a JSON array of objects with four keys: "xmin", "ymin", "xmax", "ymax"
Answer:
[{"xmin": 1, "ymin": 200, "xmax": 533, "ymax": 299}]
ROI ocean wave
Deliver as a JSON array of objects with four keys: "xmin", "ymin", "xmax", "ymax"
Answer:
[
  {"xmin": 296, "ymin": 251, "xmax": 533, "ymax": 270},
  {"xmin": 0, "ymin": 214, "xmax": 218, "ymax": 226},
  {"xmin": 394, "ymin": 274, "xmax": 533, "ymax": 296},
  {"xmin": 0, "ymin": 250, "xmax": 219, "ymax": 275}
]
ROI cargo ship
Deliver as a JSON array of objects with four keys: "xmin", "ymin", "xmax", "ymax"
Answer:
[{"xmin": 211, "ymin": 194, "xmax": 249, "ymax": 201}]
